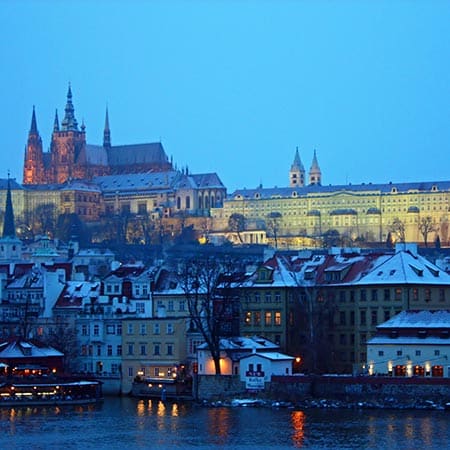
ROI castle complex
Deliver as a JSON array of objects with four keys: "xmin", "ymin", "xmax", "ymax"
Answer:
[
  {"xmin": 211, "ymin": 151, "xmax": 450, "ymax": 247},
  {"xmin": 0, "ymin": 86, "xmax": 448, "ymax": 248},
  {"xmin": 23, "ymin": 85, "xmax": 172, "ymax": 185}
]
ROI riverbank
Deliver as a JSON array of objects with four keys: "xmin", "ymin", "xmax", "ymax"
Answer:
[
  {"xmin": 199, "ymin": 396, "xmax": 450, "ymax": 411},
  {"xmin": 195, "ymin": 374, "xmax": 450, "ymax": 411}
]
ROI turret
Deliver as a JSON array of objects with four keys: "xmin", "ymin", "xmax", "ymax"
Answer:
[
  {"xmin": 3, "ymin": 175, "xmax": 15, "ymax": 238},
  {"xmin": 289, "ymin": 147, "xmax": 305, "ymax": 187},
  {"xmin": 309, "ymin": 149, "xmax": 322, "ymax": 185},
  {"xmin": 53, "ymin": 109, "xmax": 60, "ymax": 132},
  {"xmin": 103, "ymin": 107, "xmax": 111, "ymax": 148},
  {"xmin": 23, "ymin": 106, "xmax": 45, "ymax": 184}
]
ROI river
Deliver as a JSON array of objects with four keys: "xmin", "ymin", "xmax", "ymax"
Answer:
[{"xmin": 1, "ymin": 396, "xmax": 449, "ymax": 449}]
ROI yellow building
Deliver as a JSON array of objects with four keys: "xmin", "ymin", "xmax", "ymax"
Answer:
[
  {"xmin": 120, "ymin": 316, "xmax": 188, "ymax": 394},
  {"xmin": 211, "ymin": 151, "xmax": 450, "ymax": 248}
]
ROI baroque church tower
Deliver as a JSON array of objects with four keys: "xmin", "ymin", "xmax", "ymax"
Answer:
[
  {"xmin": 23, "ymin": 106, "xmax": 45, "ymax": 184},
  {"xmin": 0, "ymin": 175, "xmax": 22, "ymax": 261},
  {"xmin": 289, "ymin": 147, "xmax": 305, "ymax": 187},
  {"xmin": 308, "ymin": 150, "xmax": 322, "ymax": 185}
]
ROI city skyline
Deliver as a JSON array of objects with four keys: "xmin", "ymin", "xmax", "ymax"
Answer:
[{"xmin": 1, "ymin": 1, "xmax": 449, "ymax": 192}]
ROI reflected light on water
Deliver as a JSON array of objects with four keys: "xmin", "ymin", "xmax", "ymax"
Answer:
[
  {"xmin": 171, "ymin": 403, "xmax": 179, "ymax": 417},
  {"xmin": 291, "ymin": 410, "xmax": 305, "ymax": 447},
  {"xmin": 157, "ymin": 400, "xmax": 166, "ymax": 417},
  {"xmin": 207, "ymin": 408, "xmax": 231, "ymax": 444},
  {"xmin": 137, "ymin": 400, "xmax": 145, "ymax": 417},
  {"xmin": 420, "ymin": 416, "xmax": 433, "ymax": 448}
]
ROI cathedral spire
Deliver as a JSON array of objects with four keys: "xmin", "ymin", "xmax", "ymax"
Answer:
[
  {"xmin": 61, "ymin": 83, "xmax": 79, "ymax": 131},
  {"xmin": 3, "ymin": 174, "xmax": 16, "ymax": 238},
  {"xmin": 53, "ymin": 109, "xmax": 60, "ymax": 132},
  {"xmin": 103, "ymin": 107, "xmax": 111, "ymax": 148},
  {"xmin": 29, "ymin": 106, "xmax": 38, "ymax": 135}
]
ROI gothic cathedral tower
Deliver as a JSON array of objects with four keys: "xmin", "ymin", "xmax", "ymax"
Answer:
[
  {"xmin": 23, "ymin": 106, "xmax": 45, "ymax": 184},
  {"xmin": 50, "ymin": 84, "xmax": 87, "ymax": 183}
]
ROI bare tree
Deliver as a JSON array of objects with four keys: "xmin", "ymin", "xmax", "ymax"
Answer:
[
  {"xmin": 389, "ymin": 217, "xmax": 406, "ymax": 243},
  {"xmin": 176, "ymin": 257, "xmax": 239, "ymax": 374},
  {"xmin": 33, "ymin": 203, "xmax": 57, "ymax": 237},
  {"xmin": 266, "ymin": 211, "xmax": 282, "ymax": 248},
  {"xmin": 228, "ymin": 213, "xmax": 246, "ymax": 243},
  {"xmin": 43, "ymin": 324, "xmax": 79, "ymax": 373},
  {"xmin": 418, "ymin": 216, "xmax": 437, "ymax": 247},
  {"xmin": 287, "ymin": 261, "xmax": 335, "ymax": 373},
  {"xmin": 321, "ymin": 229, "xmax": 340, "ymax": 248}
]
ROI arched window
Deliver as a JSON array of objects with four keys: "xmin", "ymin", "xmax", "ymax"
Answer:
[
  {"xmin": 186, "ymin": 196, "xmax": 191, "ymax": 209},
  {"xmin": 198, "ymin": 195, "xmax": 203, "ymax": 209},
  {"xmin": 177, "ymin": 196, "xmax": 181, "ymax": 209}
]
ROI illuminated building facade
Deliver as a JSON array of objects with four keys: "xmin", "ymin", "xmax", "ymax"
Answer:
[
  {"xmin": 211, "ymin": 150, "xmax": 450, "ymax": 247},
  {"xmin": 23, "ymin": 85, "xmax": 172, "ymax": 185}
]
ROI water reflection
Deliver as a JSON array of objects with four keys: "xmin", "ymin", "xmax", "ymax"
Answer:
[
  {"xmin": 2, "ymin": 398, "xmax": 449, "ymax": 449},
  {"xmin": 291, "ymin": 410, "xmax": 305, "ymax": 447},
  {"xmin": 207, "ymin": 407, "xmax": 231, "ymax": 445}
]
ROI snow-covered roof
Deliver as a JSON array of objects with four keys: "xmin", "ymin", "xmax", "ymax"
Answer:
[
  {"xmin": 377, "ymin": 310, "xmax": 450, "ymax": 329},
  {"xmin": 368, "ymin": 336, "xmax": 450, "ymax": 345},
  {"xmin": 0, "ymin": 341, "xmax": 63, "ymax": 358},
  {"xmin": 239, "ymin": 351, "xmax": 294, "ymax": 361},
  {"xmin": 353, "ymin": 251, "xmax": 450, "ymax": 286},
  {"xmin": 197, "ymin": 336, "xmax": 279, "ymax": 351}
]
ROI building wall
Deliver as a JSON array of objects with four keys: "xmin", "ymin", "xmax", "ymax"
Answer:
[
  {"xmin": 120, "ymin": 317, "xmax": 188, "ymax": 393},
  {"xmin": 211, "ymin": 186, "xmax": 450, "ymax": 246}
]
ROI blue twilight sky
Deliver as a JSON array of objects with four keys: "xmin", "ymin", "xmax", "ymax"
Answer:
[{"xmin": 1, "ymin": 0, "xmax": 449, "ymax": 193}]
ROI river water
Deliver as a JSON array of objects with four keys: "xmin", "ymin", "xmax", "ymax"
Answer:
[{"xmin": 1, "ymin": 396, "xmax": 449, "ymax": 449}]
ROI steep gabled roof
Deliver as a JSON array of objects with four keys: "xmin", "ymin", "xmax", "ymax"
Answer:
[{"xmin": 354, "ymin": 251, "xmax": 450, "ymax": 286}]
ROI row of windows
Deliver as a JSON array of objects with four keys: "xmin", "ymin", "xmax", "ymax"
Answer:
[
  {"xmin": 378, "ymin": 349, "xmax": 442, "ymax": 357},
  {"xmin": 128, "ymin": 367, "xmax": 175, "ymax": 378},
  {"xmin": 125, "ymin": 342, "xmax": 174, "ymax": 356},
  {"xmin": 244, "ymin": 292, "xmax": 282, "ymax": 303},
  {"xmin": 81, "ymin": 344, "xmax": 122, "ymax": 357},
  {"xmin": 244, "ymin": 311, "xmax": 282, "ymax": 326},
  {"xmin": 126, "ymin": 323, "xmax": 174, "ymax": 335},
  {"xmin": 331, "ymin": 288, "xmax": 445, "ymax": 303},
  {"xmin": 156, "ymin": 300, "xmax": 186, "ymax": 311}
]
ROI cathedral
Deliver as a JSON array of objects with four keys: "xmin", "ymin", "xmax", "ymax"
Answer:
[{"xmin": 23, "ymin": 85, "xmax": 172, "ymax": 185}]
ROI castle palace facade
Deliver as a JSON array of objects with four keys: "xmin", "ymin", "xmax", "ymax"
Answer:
[
  {"xmin": 211, "ymin": 150, "xmax": 450, "ymax": 247},
  {"xmin": 23, "ymin": 86, "xmax": 172, "ymax": 185}
]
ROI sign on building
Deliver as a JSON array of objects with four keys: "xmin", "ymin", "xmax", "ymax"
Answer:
[{"xmin": 245, "ymin": 370, "xmax": 265, "ymax": 390}]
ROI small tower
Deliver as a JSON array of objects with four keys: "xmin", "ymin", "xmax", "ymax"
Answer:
[
  {"xmin": 23, "ymin": 106, "xmax": 45, "ymax": 184},
  {"xmin": 0, "ymin": 175, "xmax": 22, "ymax": 261},
  {"xmin": 289, "ymin": 147, "xmax": 305, "ymax": 187},
  {"xmin": 103, "ymin": 107, "xmax": 111, "ymax": 149},
  {"xmin": 309, "ymin": 149, "xmax": 322, "ymax": 185},
  {"xmin": 53, "ymin": 109, "xmax": 60, "ymax": 132}
]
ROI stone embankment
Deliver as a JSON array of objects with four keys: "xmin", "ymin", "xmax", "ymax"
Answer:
[{"xmin": 195, "ymin": 374, "xmax": 450, "ymax": 411}]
